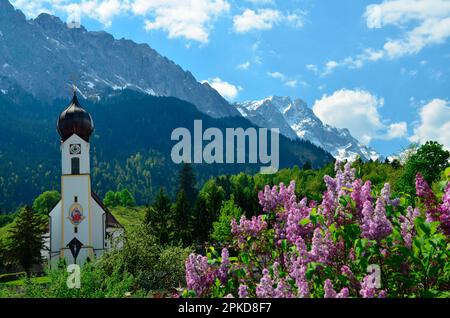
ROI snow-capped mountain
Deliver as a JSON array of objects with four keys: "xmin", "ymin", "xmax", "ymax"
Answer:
[
  {"xmin": 236, "ymin": 96, "xmax": 380, "ymax": 161},
  {"xmin": 0, "ymin": 0, "xmax": 239, "ymax": 118}
]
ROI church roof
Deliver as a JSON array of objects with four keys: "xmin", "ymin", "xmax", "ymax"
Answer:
[
  {"xmin": 91, "ymin": 192, "xmax": 123, "ymax": 228},
  {"xmin": 57, "ymin": 91, "xmax": 94, "ymax": 142}
]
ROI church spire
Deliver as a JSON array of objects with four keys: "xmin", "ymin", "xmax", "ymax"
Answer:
[{"xmin": 57, "ymin": 91, "xmax": 94, "ymax": 142}]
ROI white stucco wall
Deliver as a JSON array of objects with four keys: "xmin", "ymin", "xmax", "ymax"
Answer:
[{"xmin": 61, "ymin": 134, "xmax": 90, "ymax": 175}]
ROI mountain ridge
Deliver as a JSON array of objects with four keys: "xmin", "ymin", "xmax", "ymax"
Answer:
[
  {"xmin": 236, "ymin": 96, "xmax": 381, "ymax": 162},
  {"xmin": 0, "ymin": 0, "xmax": 239, "ymax": 118}
]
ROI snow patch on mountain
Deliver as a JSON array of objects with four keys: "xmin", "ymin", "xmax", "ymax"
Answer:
[{"xmin": 236, "ymin": 96, "xmax": 381, "ymax": 162}]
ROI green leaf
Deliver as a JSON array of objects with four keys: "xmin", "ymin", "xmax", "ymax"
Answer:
[
  {"xmin": 281, "ymin": 239, "xmax": 288, "ymax": 252},
  {"xmin": 241, "ymin": 253, "xmax": 249, "ymax": 265},
  {"xmin": 299, "ymin": 218, "xmax": 311, "ymax": 226}
]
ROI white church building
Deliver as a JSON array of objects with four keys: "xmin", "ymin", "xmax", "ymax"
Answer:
[{"xmin": 45, "ymin": 92, "xmax": 122, "ymax": 267}]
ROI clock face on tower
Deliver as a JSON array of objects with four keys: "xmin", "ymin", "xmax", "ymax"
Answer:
[{"xmin": 70, "ymin": 144, "xmax": 81, "ymax": 155}]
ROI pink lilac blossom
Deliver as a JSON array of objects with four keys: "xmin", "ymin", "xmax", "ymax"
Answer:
[
  {"xmin": 440, "ymin": 183, "xmax": 450, "ymax": 236},
  {"xmin": 361, "ymin": 197, "xmax": 393, "ymax": 241},
  {"xmin": 185, "ymin": 254, "xmax": 216, "ymax": 297},
  {"xmin": 415, "ymin": 173, "xmax": 440, "ymax": 222}
]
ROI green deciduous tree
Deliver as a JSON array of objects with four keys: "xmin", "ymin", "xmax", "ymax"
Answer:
[
  {"xmin": 211, "ymin": 197, "xmax": 243, "ymax": 243},
  {"xmin": 32, "ymin": 191, "xmax": 61, "ymax": 215},
  {"xmin": 398, "ymin": 141, "xmax": 450, "ymax": 195},
  {"xmin": 6, "ymin": 206, "xmax": 46, "ymax": 274},
  {"xmin": 104, "ymin": 189, "xmax": 136, "ymax": 207}
]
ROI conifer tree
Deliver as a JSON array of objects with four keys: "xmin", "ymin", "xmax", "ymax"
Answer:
[
  {"xmin": 173, "ymin": 190, "xmax": 193, "ymax": 246},
  {"xmin": 7, "ymin": 206, "xmax": 46, "ymax": 274},
  {"xmin": 178, "ymin": 163, "xmax": 198, "ymax": 206},
  {"xmin": 144, "ymin": 188, "xmax": 173, "ymax": 244}
]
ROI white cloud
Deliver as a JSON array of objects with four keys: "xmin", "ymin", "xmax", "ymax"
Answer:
[
  {"xmin": 317, "ymin": 0, "xmax": 450, "ymax": 73},
  {"xmin": 306, "ymin": 64, "xmax": 317, "ymax": 71},
  {"xmin": 410, "ymin": 99, "xmax": 450, "ymax": 149},
  {"xmin": 267, "ymin": 71, "xmax": 286, "ymax": 80},
  {"xmin": 139, "ymin": 0, "xmax": 230, "ymax": 43},
  {"xmin": 284, "ymin": 80, "xmax": 297, "ymax": 88},
  {"xmin": 245, "ymin": 0, "xmax": 275, "ymax": 4},
  {"xmin": 323, "ymin": 60, "xmax": 339, "ymax": 75},
  {"xmin": 312, "ymin": 89, "xmax": 407, "ymax": 144},
  {"xmin": 386, "ymin": 122, "xmax": 408, "ymax": 139},
  {"xmin": 233, "ymin": 8, "xmax": 281, "ymax": 33},
  {"xmin": 202, "ymin": 77, "xmax": 241, "ymax": 100},
  {"xmin": 365, "ymin": 0, "xmax": 450, "ymax": 58},
  {"xmin": 233, "ymin": 8, "xmax": 305, "ymax": 33},
  {"xmin": 12, "ymin": 0, "xmax": 128, "ymax": 27},
  {"xmin": 12, "ymin": 0, "xmax": 230, "ymax": 43},
  {"xmin": 237, "ymin": 61, "xmax": 251, "ymax": 70}
]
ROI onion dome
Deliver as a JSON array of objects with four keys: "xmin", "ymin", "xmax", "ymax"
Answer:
[{"xmin": 57, "ymin": 91, "xmax": 94, "ymax": 142}]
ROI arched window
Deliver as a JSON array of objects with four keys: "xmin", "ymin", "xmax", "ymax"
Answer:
[{"xmin": 71, "ymin": 157, "xmax": 80, "ymax": 175}]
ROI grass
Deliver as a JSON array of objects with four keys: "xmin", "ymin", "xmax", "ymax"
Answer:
[
  {"xmin": 109, "ymin": 206, "xmax": 146, "ymax": 229},
  {"xmin": 1, "ymin": 276, "xmax": 50, "ymax": 286},
  {"xmin": 0, "ymin": 222, "xmax": 13, "ymax": 243}
]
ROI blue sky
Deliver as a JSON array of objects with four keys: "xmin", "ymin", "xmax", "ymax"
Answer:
[{"xmin": 11, "ymin": 0, "xmax": 450, "ymax": 157}]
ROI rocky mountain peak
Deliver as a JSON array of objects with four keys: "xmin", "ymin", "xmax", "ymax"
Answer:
[
  {"xmin": 0, "ymin": 0, "xmax": 240, "ymax": 118},
  {"xmin": 236, "ymin": 96, "xmax": 381, "ymax": 162}
]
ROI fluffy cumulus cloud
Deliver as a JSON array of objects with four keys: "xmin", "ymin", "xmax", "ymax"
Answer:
[
  {"xmin": 12, "ymin": 0, "xmax": 128, "ymax": 26},
  {"xmin": 410, "ymin": 99, "xmax": 450, "ymax": 149},
  {"xmin": 233, "ymin": 8, "xmax": 281, "ymax": 33},
  {"xmin": 312, "ymin": 89, "xmax": 407, "ymax": 144},
  {"xmin": 138, "ymin": 0, "xmax": 230, "ymax": 43},
  {"xmin": 202, "ymin": 77, "xmax": 241, "ymax": 101},
  {"xmin": 11, "ymin": 0, "xmax": 230, "ymax": 43},
  {"xmin": 319, "ymin": 0, "xmax": 450, "ymax": 73},
  {"xmin": 233, "ymin": 8, "xmax": 305, "ymax": 33},
  {"xmin": 365, "ymin": 0, "xmax": 450, "ymax": 58}
]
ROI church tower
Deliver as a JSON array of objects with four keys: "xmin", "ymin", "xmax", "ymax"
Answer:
[{"xmin": 47, "ymin": 92, "xmax": 122, "ymax": 267}]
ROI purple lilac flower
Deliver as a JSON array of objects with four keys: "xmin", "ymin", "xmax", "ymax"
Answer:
[
  {"xmin": 231, "ymin": 215, "xmax": 267, "ymax": 243},
  {"xmin": 324, "ymin": 279, "xmax": 337, "ymax": 298},
  {"xmin": 285, "ymin": 197, "xmax": 313, "ymax": 244},
  {"xmin": 238, "ymin": 284, "xmax": 248, "ymax": 298},
  {"xmin": 218, "ymin": 248, "xmax": 230, "ymax": 284},
  {"xmin": 274, "ymin": 279, "xmax": 293, "ymax": 298},
  {"xmin": 361, "ymin": 198, "xmax": 393, "ymax": 241},
  {"xmin": 288, "ymin": 255, "xmax": 309, "ymax": 298},
  {"xmin": 258, "ymin": 181, "xmax": 297, "ymax": 213},
  {"xmin": 399, "ymin": 206, "xmax": 420, "ymax": 248},
  {"xmin": 359, "ymin": 271, "xmax": 385, "ymax": 298},
  {"xmin": 416, "ymin": 173, "xmax": 440, "ymax": 222},
  {"xmin": 440, "ymin": 182, "xmax": 450, "ymax": 236},
  {"xmin": 310, "ymin": 228, "xmax": 334, "ymax": 264},
  {"xmin": 324, "ymin": 279, "xmax": 349, "ymax": 298},
  {"xmin": 185, "ymin": 254, "xmax": 216, "ymax": 297},
  {"xmin": 256, "ymin": 269, "xmax": 275, "ymax": 298}
]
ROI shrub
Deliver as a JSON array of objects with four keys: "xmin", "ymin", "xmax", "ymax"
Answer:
[{"xmin": 182, "ymin": 162, "xmax": 450, "ymax": 298}]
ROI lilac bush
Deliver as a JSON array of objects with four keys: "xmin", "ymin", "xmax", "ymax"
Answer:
[{"xmin": 183, "ymin": 162, "xmax": 450, "ymax": 298}]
